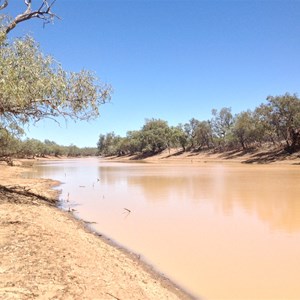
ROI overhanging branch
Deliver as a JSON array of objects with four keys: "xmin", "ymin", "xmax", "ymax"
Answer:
[
  {"xmin": 2, "ymin": 0, "xmax": 60, "ymax": 35},
  {"xmin": 0, "ymin": 0, "xmax": 8, "ymax": 10}
]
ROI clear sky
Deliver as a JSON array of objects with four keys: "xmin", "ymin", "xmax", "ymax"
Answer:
[{"xmin": 5, "ymin": 0, "xmax": 300, "ymax": 147}]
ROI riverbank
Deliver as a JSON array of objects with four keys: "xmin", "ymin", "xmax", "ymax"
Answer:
[
  {"xmin": 104, "ymin": 146, "xmax": 300, "ymax": 165},
  {"xmin": 0, "ymin": 164, "xmax": 195, "ymax": 300}
]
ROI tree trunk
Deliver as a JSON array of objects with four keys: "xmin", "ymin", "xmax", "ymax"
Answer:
[{"xmin": 288, "ymin": 128, "xmax": 300, "ymax": 152}]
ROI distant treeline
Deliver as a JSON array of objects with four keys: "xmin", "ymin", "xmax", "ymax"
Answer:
[
  {"xmin": 0, "ymin": 137, "xmax": 98, "ymax": 159},
  {"xmin": 97, "ymin": 93, "xmax": 300, "ymax": 157}
]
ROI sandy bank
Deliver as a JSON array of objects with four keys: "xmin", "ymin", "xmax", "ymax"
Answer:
[
  {"xmin": 104, "ymin": 147, "xmax": 300, "ymax": 166},
  {"xmin": 0, "ymin": 164, "xmax": 195, "ymax": 300}
]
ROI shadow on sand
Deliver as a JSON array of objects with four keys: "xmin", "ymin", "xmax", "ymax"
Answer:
[{"xmin": 242, "ymin": 148, "xmax": 292, "ymax": 164}]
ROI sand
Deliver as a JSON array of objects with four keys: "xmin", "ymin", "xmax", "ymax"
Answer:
[
  {"xmin": 104, "ymin": 147, "xmax": 300, "ymax": 165},
  {"xmin": 0, "ymin": 164, "xmax": 195, "ymax": 300}
]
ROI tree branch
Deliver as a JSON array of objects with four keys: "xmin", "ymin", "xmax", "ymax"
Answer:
[
  {"xmin": 2, "ymin": 0, "xmax": 60, "ymax": 35},
  {"xmin": 24, "ymin": 0, "xmax": 32, "ymax": 15},
  {"xmin": 0, "ymin": 0, "xmax": 8, "ymax": 10}
]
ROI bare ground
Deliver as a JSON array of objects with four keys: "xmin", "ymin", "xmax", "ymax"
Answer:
[
  {"xmin": 106, "ymin": 146, "xmax": 300, "ymax": 165},
  {"xmin": 0, "ymin": 164, "xmax": 195, "ymax": 300}
]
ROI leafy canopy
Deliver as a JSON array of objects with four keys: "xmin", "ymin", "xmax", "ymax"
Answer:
[
  {"xmin": 0, "ymin": 1, "xmax": 111, "ymax": 138},
  {"xmin": 0, "ymin": 35, "xmax": 112, "ymax": 134}
]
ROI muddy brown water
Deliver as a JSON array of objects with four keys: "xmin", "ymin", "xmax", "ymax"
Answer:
[{"xmin": 25, "ymin": 158, "xmax": 300, "ymax": 299}]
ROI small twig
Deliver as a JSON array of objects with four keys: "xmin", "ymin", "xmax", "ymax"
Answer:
[
  {"xmin": 106, "ymin": 293, "xmax": 121, "ymax": 300},
  {"xmin": 83, "ymin": 220, "xmax": 97, "ymax": 225},
  {"xmin": 0, "ymin": 0, "xmax": 8, "ymax": 10}
]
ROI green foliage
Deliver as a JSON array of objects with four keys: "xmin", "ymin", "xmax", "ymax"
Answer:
[
  {"xmin": 67, "ymin": 144, "xmax": 80, "ymax": 157},
  {"xmin": 169, "ymin": 125, "xmax": 187, "ymax": 151},
  {"xmin": 184, "ymin": 118, "xmax": 200, "ymax": 149},
  {"xmin": 97, "ymin": 132, "xmax": 123, "ymax": 156},
  {"xmin": 211, "ymin": 107, "xmax": 233, "ymax": 148},
  {"xmin": 266, "ymin": 93, "xmax": 300, "ymax": 148},
  {"xmin": 0, "ymin": 36, "xmax": 111, "ymax": 136},
  {"xmin": 21, "ymin": 138, "xmax": 44, "ymax": 157},
  {"xmin": 0, "ymin": 136, "xmax": 99, "ymax": 159},
  {"xmin": 0, "ymin": 130, "xmax": 21, "ymax": 157},
  {"xmin": 0, "ymin": 1, "xmax": 113, "ymax": 158},
  {"xmin": 194, "ymin": 121, "xmax": 214, "ymax": 149},
  {"xmin": 231, "ymin": 110, "xmax": 257, "ymax": 149},
  {"xmin": 97, "ymin": 120, "xmax": 171, "ymax": 156},
  {"xmin": 79, "ymin": 147, "xmax": 99, "ymax": 157},
  {"xmin": 124, "ymin": 131, "xmax": 144, "ymax": 154},
  {"xmin": 140, "ymin": 119, "xmax": 170, "ymax": 154},
  {"xmin": 253, "ymin": 104, "xmax": 277, "ymax": 144},
  {"xmin": 96, "ymin": 93, "xmax": 300, "ymax": 156}
]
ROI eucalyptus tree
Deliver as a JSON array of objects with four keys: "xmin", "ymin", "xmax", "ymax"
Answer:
[
  {"xmin": 169, "ymin": 125, "xmax": 188, "ymax": 151},
  {"xmin": 184, "ymin": 118, "xmax": 200, "ymax": 150},
  {"xmin": 43, "ymin": 139, "xmax": 65, "ymax": 156},
  {"xmin": 266, "ymin": 93, "xmax": 300, "ymax": 150},
  {"xmin": 79, "ymin": 147, "xmax": 98, "ymax": 157},
  {"xmin": 67, "ymin": 144, "xmax": 81, "ymax": 157},
  {"xmin": 20, "ymin": 138, "xmax": 44, "ymax": 158},
  {"xmin": 253, "ymin": 104, "xmax": 277, "ymax": 145},
  {"xmin": 231, "ymin": 110, "xmax": 257, "ymax": 149},
  {"xmin": 0, "ymin": 130, "xmax": 20, "ymax": 157},
  {"xmin": 211, "ymin": 107, "xmax": 233, "ymax": 148},
  {"xmin": 97, "ymin": 132, "xmax": 122, "ymax": 156},
  {"xmin": 124, "ymin": 130, "xmax": 144, "ymax": 155},
  {"xmin": 0, "ymin": 36, "xmax": 111, "ymax": 137},
  {"xmin": 0, "ymin": 0, "xmax": 112, "ymax": 155},
  {"xmin": 194, "ymin": 120, "xmax": 214, "ymax": 150},
  {"xmin": 141, "ymin": 119, "xmax": 170, "ymax": 154}
]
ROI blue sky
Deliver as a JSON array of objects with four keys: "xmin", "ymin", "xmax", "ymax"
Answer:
[{"xmin": 5, "ymin": 0, "xmax": 300, "ymax": 147}]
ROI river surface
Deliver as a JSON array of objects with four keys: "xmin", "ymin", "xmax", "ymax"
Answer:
[{"xmin": 26, "ymin": 158, "xmax": 300, "ymax": 299}]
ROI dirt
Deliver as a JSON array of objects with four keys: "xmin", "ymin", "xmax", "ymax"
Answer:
[
  {"xmin": 105, "ymin": 146, "xmax": 300, "ymax": 165},
  {"xmin": 0, "ymin": 164, "xmax": 195, "ymax": 300}
]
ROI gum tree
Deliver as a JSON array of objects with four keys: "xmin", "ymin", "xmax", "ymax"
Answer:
[
  {"xmin": 0, "ymin": 0, "xmax": 112, "ymax": 154},
  {"xmin": 266, "ymin": 93, "xmax": 300, "ymax": 150},
  {"xmin": 194, "ymin": 120, "xmax": 213, "ymax": 150},
  {"xmin": 231, "ymin": 110, "xmax": 256, "ymax": 149},
  {"xmin": 0, "ymin": 36, "xmax": 111, "ymax": 133},
  {"xmin": 140, "ymin": 119, "xmax": 170, "ymax": 154},
  {"xmin": 184, "ymin": 118, "xmax": 200, "ymax": 150},
  {"xmin": 211, "ymin": 107, "xmax": 233, "ymax": 148}
]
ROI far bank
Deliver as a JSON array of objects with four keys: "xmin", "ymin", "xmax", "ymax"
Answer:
[{"xmin": 102, "ymin": 146, "xmax": 300, "ymax": 165}]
